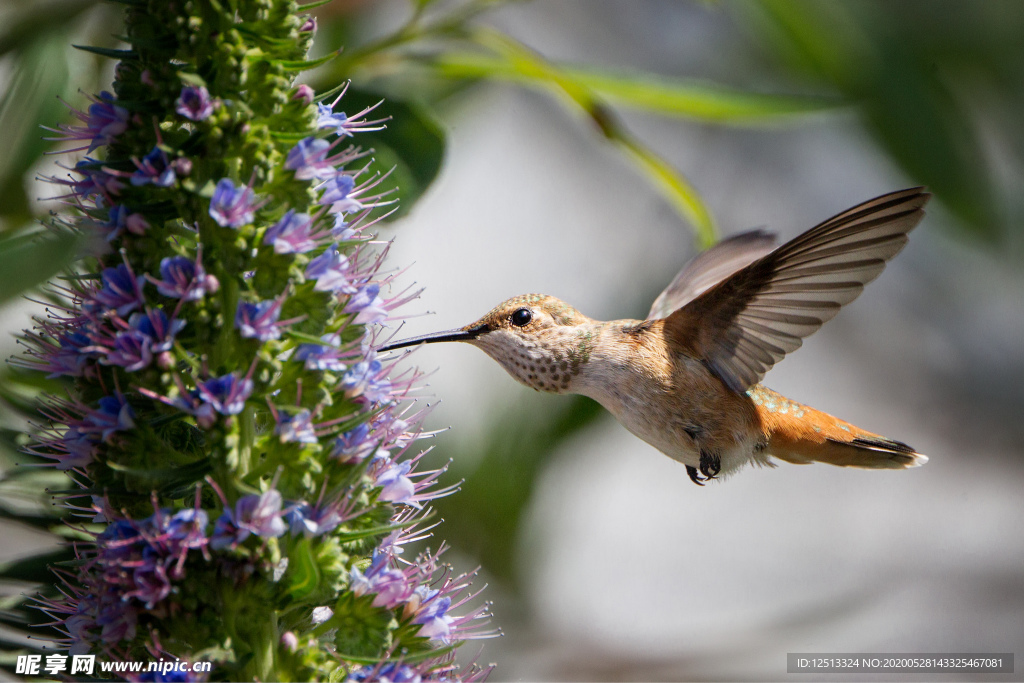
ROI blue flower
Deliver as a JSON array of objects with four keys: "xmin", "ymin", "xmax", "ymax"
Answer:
[
  {"xmin": 411, "ymin": 588, "xmax": 454, "ymax": 642},
  {"xmin": 343, "ymin": 283, "xmax": 387, "ymax": 324},
  {"xmin": 331, "ymin": 423, "xmax": 382, "ymax": 463},
  {"xmin": 209, "ymin": 178, "xmax": 257, "ymax": 228},
  {"xmin": 376, "ymin": 461, "xmax": 416, "ymax": 506},
  {"xmin": 133, "ymin": 310, "xmax": 185, "ymax": 353},
  {"xmin": 341, "ymin": 358, "xmax": 392, "ymax": 404},
  {"xmin": 235, "ymin": 299, "xmax": 283, "ymax": 341},
  {"xmin": 150, "ymin": 254, "xmax": 219, "ymax": 301},
  {"xmin": 103, "ymin": 329, "xmax": 152, "ymax": 371},
  {"xmin": 89, "ymin": 264, "xmax": 146, "ymax": 317},
  {"xmin": 284, "ymin": 137, "xmax": 336, "ymax": 180},
  {"xmin": 193, "ymin": 373, "xmax": 253, "ymax": 417},
  {"xmin": 318, "ymin": 175, "xmax": 363, "ymax": 214},
  {"xmin": 305, "ymin": 244, "xmax": 356, "ymax": 293},
  {"xmin": 263, "ymin": 210, "xmax": 317, "ymax": 254},
  {"xmin": 275, "ymin": 409, "xmax": 318, "ymax": 444},
  {"xmin": 294, "ymin": 333, "xmax": 348, "ymax": 372},
  {"xmin": 316, "ymin": 102, "xmax": 350, "ymax": 135},
  {"xmin": 83, "ymin": 393, "xmax": 136, "ymax": 442},
  {"xmin": 131, "ymin": 147, "xmax": 176, "ymax": 187},
  {"xmin": 210, "ymin": 490, "xmax": 286, "ymax": 550}
]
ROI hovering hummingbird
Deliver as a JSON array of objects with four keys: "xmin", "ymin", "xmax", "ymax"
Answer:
[{"xmin": 379, "ymin": 188, "xmax": 930, "ymax": 485}]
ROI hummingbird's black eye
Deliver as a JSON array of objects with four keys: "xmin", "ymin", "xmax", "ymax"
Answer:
[{"xmin": 510, "ymin": 308, "xmax": 533, "ymax": 327}]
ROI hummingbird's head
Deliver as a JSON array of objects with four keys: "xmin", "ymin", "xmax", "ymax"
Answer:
[{"xmin": 377, "ymin": 294, "xmax": 595, "ymax": 393}]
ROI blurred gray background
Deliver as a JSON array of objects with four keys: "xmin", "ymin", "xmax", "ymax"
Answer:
[{"xmin": 2, "ymin": 1, "xmax": 1023, "ymax": 680}]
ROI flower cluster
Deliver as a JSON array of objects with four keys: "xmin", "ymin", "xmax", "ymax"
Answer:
[{"xmin": 18, "ymin": 2, "xmax": 493, "ymax": 680}]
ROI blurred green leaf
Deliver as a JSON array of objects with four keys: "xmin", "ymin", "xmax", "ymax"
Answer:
[
  {"xmin": 0, "ymin": 548, "xmax": 71, "ymax": 584},
  {"xmin": 0, "ymin": 0, "xmax": 97, "ymax": 56},
  {"xmin": 0, "ymin": 230, "xmax": 79, "ymax": 306},
  {"xmin": 741, "ymin": 0, "xmax": 1005, "ymax": 241},
  {"xmin": 310, "ymin": 86, "xmax": 446, "ymax": 218},
  {"xmin": 0, "ymin": 35, "xmax": 73, "ymax": 225},
  {"xmin": 432, "ymin": 53, "xmax": 843, "ymax": 123},
  {"xmin": 431, "ymin": 395, "xmax": 604, "ymax": 591}
]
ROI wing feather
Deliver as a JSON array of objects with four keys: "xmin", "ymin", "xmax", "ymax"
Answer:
[
  {"xmin": 647, "ymin": 230, "xmax": 777, "ymax": 320},
  {"xmin": 663, "ymin": 187, "xmax": 930, "ymax": 393}
]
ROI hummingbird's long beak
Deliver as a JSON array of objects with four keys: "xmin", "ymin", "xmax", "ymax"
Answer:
[{"xmin": 377, "ymin": 323, "xmax": 489, "ymax": 352}]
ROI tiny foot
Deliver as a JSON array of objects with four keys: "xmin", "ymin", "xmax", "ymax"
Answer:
[{"xmin": 699, "ymin": 451, "xmax": 721, "ymax": 479}]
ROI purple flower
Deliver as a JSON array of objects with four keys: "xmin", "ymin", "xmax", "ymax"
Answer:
[
  {"xmin": 210, "ymin": 490, "xmax": 286, "ymax": 550},
  {"xmin": 350, "ymin": 551, "xmax": 413, "ymax": 609},
  {"xmin": 347, "ymin": 663, "xmax": 422, "ymax": 683},
  {"xmin": 317, "ymin": 102, "xmax": 351, "ymax": 135},
  {"xmin": 275, "ymin": 409, "xmax": 317, "ymax": 444},
  {"xmin": 44, "ymin": 91, "xmax": 128, "ymax": 153},
  {"xmin": 294, "ymin": 333, "xmax": 347, "ymax": 372},
  {"xmin": 18, "ymin": 331, "xmax": 95, "ymax": 379},
  {"xmin": 331, "ymin": 423, "xmax": 382, "ymax": 464},
  {"xmin": 162, "ymin": 509, "xmax": 210, "ymax": 552},
  {"xmin": 124, "ymin": 562, "xmax": 171, "ymax": 609},
  {"xmin": 344, "ymin": 283, "xmax": 387, "ymax": 324},
  {"xmin": 84, "ymin": 393, "xmax": 136, "ymax": 442},
  {"xmin": 209, "ymin": 178, "xmax": 257, "ymax": 228},
  {"xmin": 58, "ymin": 429, "xmax": 98, "ymax": 470},
  {"xmin": 131, "ymin": 147, "xmax": 176, "ymax": 187},
  {"xmin": 88, "ymin": 263, "xmax": 146, "ymax": 317},
  {"xmin": 286, "ymin": 501, "xmax": 346, "ymax": 538},
  {"xmin": 263, "ymin": 210, "xmax": 317, "ymax": 254},
  {"xmin": 235, "ymin": 298, "xmax": 283, "ymax": 341},
  {"xmin": 292, "ymin": 84, "xmax": 314, "ymax": 104},
  {"xmin": 72, "ymin": 158, "xmax": 124, "ymax": 199},
  {"xmin": 103, "ymin": 329, "xmax": 152, "ymax": 371},
  {"xmin": 412, "ymin": 588, "xmax": 454, "ymax": 642},
  {"xmin": 131, "ymin": 309, "xmax": 185, "ymax": 352},
  {"xmin": 100, "ymin": 205, "xmax": 149, "ymax": 242},
  {"xmin": 305, "ymin": 244, "xmax": 356, "ymax": 293},
  {"xmin": 150, "ymin": 254, "xmax": 219, "ymax": 301},
  {"xmin": 331, "ymin": 213, "xmax": 358, "ymax": 241},
  {"xmin": 376, "ymin": 461, "xmax": 416, "ymax": 506},
  {"xmin": 194, "ymin": 373, "xmax": 253, "ymax": 417},
  {"xmin": 318, "ymin": 174, "xmax": 363, "ymax": 214},
  {"xmin": 341, "ymin": 358, "xmax": 392, "ymax": 404},
  {"xmin": 86, "ymin": 92, "xmax": 130, "ymax": 150},
  {"xmin": 316, "ymin": 95, "xmax": 386, "ymax": 138},
  {"xmin": 175, "ymin": 85, "xmax": 216, "ymax": 121},
  {"xmin": 284, "ymin": 137, "xmax": 336, "ymax": 181}
]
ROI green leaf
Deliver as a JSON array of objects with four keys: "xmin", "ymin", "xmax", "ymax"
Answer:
[
  {"xmin": 0, "ymin": 35, "xmax": 73, "ymax": 225},
  {"xmin": 741, "ymin": 0, "xmax": 1003, "ymax": 241},
  {"xmin": 275, "ymin": 50, "xmax": 341, "ymax": 73},
  {"xmin": 322, "ymin": 593, "xmax": 393, "ymax": 658},
  {"xmin": 0, "ymin": 548, "xmax": 72, "ymax": 583},
  {"xmin": 285, "ymin": 538, "xmax": 321, "ymax": 599},
  {"xmin": 466, "ymin": 28, "xmax": 719, "ymax": 247},
  {"xmin": 0, "ymin": 230, "xmax": 79, "ymax": 306},
  {"xmin": 72, "ymin": 44, "xmax": 137, "ymax": 60},
  {"xmin": 432, "ymin": 52, "xmax": 843, "ymax": 123},
  {"xmin": 0, "ymin": 1, "xmax": 98, "ymax": 56}
]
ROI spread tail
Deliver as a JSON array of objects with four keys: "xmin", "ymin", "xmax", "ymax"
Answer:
[{"xmin": 750, "ymin": 386, "xmax": 928, "ymax": 470}]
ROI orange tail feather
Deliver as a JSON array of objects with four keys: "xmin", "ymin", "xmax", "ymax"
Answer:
[{"xmin": 749, "ymin": 386, "xmax": 928, "ymax": 470}]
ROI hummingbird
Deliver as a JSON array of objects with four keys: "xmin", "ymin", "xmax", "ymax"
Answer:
[{"xmin": 379, "ymin": 188, "xmax": 930, "ymax": 485}]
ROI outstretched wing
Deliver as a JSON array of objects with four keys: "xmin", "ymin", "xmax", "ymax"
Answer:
[
  {"xmin": 647, "ymin": 230, "xmax": 778, "ymax": 320},
  {"xmin": 663, "ymin": 187, "xmax": 930, "ymax": 393}
]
